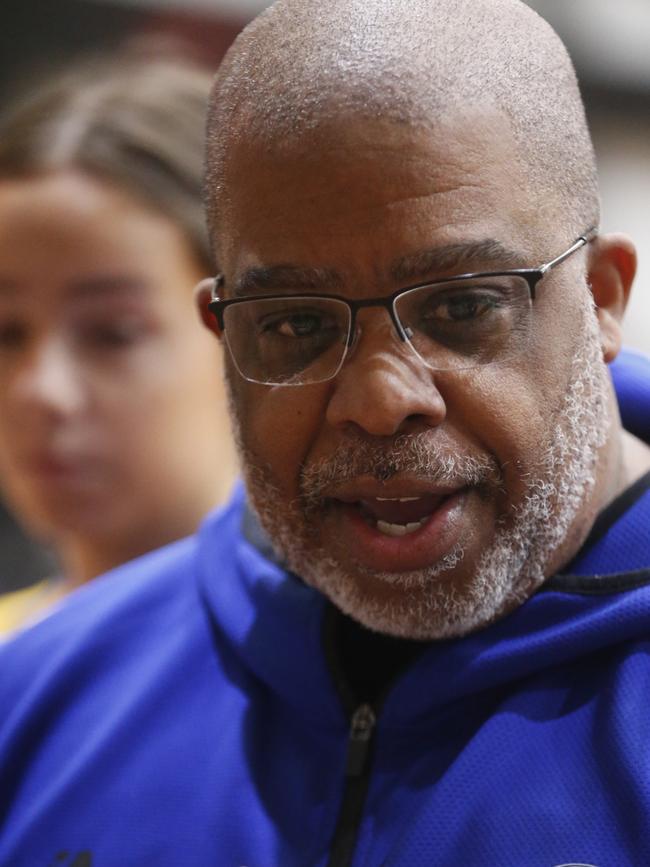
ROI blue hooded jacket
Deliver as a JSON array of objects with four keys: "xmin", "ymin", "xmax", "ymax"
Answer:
[{"xmin": 0, "ymin": 349, "xmax": 649, "ymax": 867}]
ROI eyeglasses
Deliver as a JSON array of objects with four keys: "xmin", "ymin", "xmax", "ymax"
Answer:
[{"xmin": 209, "ymin": 228, "xmax": 597, "ymax": 387}]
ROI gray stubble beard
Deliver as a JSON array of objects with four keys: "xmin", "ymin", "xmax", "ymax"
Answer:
[{"xmin": 229, "ymin": 297, "xmax": 611, "ymax": 640}]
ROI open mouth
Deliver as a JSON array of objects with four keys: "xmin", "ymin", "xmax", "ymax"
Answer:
[
  {"xmin": 323, "ymin": 484, "xmax": 470, "ymax": 573},
  {"xmin": 353, "ymin": 493, "xmax": 450, "ymax": 537}
]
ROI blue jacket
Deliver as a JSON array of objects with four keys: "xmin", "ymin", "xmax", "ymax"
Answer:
[
  {"xmin": 0, "ymin": 349, "xmax": 649, "ymax": 867},
  {"xmin": 611, "ymin": 347, "xmax": 650, "ymax": 441}
]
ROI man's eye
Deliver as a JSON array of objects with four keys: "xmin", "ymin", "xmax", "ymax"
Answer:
[
  {"xmin": 263, "ymin": 312, "xmax": 329, "ymax": 339},
  {"xmin": 424, "ymin": 290, "xmax": 501, "ymax": 323},
  {"xmin": 437, "ymin": 294, "xmax": 496, "ymax": 321}
]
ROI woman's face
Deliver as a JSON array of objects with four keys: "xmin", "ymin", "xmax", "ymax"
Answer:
[{"xmin": 0, "ymin": 169, "xmax": 233, "ymax": 546}]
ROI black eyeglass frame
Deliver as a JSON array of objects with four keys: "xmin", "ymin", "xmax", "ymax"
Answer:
[{"xmin": 208, "ymin": 228, "xmax": 597, "ymax": 350}]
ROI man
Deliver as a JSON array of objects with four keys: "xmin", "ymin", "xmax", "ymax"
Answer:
[{"xmin": 1, "ymin": 1, "xmax": 650, "ymax": 864}]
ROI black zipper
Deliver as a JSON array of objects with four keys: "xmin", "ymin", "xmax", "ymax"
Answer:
[
  {"xmin": 326, "ymin": 703, "xmax": 377, "ymax": 867},
  {"xmin": 321, "ymin": 604, "xmax": 428, "ymax": 867}
]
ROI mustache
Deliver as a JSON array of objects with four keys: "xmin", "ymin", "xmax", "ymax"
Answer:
[{"xmin": 300, "ymin": 432, "xmax": 503, "ymax": 504}]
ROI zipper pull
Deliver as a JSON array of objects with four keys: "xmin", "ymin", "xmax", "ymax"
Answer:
[{"xmin": 345, "ymin": 703, "xmax": 376, "ymax": 777}]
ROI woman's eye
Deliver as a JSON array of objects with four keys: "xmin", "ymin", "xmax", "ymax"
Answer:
[
  {"xmin": 0, "ymin": 321, "xmax": 28, "ymax": 349},
  {"xmin": 82, "ymin": 320, "xmax": 148, "ymax": 348}
]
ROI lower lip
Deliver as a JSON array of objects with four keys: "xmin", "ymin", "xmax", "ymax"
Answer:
[
  {"xmin": 331, "ymin": 490, "xmax": 469, "ymax": 573},
  {"xmin": 24, "ymin": 457, "xmax": 93, "ymax": 486}
]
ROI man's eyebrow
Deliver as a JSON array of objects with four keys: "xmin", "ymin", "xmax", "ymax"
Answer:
[
  {"xmin": 233, "ymin": 265, "xmax": 345, "ymax": 297},
  {"xmin": 230, "ymin": 240, "xmax": 526, "ymax": 297},
  {"xmin": 390, "ymin": 239, "xmax": 526, "ymax": 284}
]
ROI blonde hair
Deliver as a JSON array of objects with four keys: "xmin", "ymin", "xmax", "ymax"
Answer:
[{"xmin": 0, "ymin": 53, "xmax": 214, "ymax": 271}]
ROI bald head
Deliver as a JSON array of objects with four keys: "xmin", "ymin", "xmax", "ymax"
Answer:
[{"xmin": 206, "ymin": 0, "xmax": 599, "ymax": 256}]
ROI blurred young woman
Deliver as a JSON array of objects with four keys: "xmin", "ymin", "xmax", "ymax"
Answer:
[{"xmin": 0, "ymin": 54, "xmax": 237, "ymax": 634}]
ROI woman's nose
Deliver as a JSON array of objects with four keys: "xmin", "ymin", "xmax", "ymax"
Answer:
[{"xmin": 10, "ymin": 337, "xmax": 87, "ymax": 419}]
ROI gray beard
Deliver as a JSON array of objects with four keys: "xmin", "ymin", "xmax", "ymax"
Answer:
[{"xmin": 230, "ymin": 299, "xmax": 611, "ymax": 640}]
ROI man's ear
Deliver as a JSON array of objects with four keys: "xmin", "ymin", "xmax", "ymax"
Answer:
[
  {"xmin": 194, "ymin": 278, "xmax": 223, "ymax": 339},
  {"xmin": 587, "ymin": 233, "xmax": 637, "ymax": 364}
]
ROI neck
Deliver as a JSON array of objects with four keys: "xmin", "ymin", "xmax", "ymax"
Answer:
[
  {"xmin": 57, "ymin": 525, "xmax": 175, "ymax": 588},
  {"xmin": 55, "ymin": 479, "xmax": 234, "ymax": 587},
  {"xmin": 59, "ymin": 544, "xmax": 131, "ymax": 591},
  {"xmin": 599, "ymin": 390, "xmax": 650, "ymax": 515},
  {"xmin": 620, "ymin": 429, "xmax": 650, "ymax": 490}
]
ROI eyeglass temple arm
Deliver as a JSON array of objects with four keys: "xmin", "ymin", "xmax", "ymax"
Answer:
[
  {"xmin": 211, "ymin": 274, "xmax": 225, "ymax": 301},
  {"xmin": 539, "ymin": 226, "xmax": 598, "ymax": 275}
]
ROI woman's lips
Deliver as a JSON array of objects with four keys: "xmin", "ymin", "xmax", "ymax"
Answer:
[
  {"xmin": 21, "ymin": 453, "xmax": 99, "ymax": 487},
  {"xmin": 327, "ymin": 488, "xmax": 470, "ymax": 574}
]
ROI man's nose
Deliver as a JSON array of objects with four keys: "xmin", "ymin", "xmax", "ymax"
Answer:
[
  {"xmin": 11, "ymin": 338, "xmax": 87, "ymax": 419},
  {"xmin": 325, "ymin": 317, "xmax": 446, "ymax": 437}
]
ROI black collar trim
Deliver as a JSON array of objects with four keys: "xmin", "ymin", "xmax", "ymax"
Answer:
[
  {"xmin": 569, "ymin": 469, "xmax": 650, "ymax": 561},
  {"xmin": 544, "ymin": 569, "xmax": 650, "ymax": 596}
]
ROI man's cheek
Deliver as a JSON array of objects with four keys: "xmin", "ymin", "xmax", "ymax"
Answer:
[
  {"xmin": 457, "ymin": 366, "xmax": 548, "ymax": 469},
  {"xmin": 237, "ymin": 389, "xmax": 317, "ymax": 482}
]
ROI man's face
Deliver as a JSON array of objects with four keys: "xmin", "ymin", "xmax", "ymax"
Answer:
[{"xmin": 213, "ymin": 109, "xmax": 611, "ymax": 639}]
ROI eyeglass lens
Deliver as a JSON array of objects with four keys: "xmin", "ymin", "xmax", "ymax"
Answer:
[
  {"xmin": 224, "ymin": 296, "xmax": 351, "ymax": 385},
  {"xmin": 223, "ymin": 275, "xmax": 533, "ymax": 385}
]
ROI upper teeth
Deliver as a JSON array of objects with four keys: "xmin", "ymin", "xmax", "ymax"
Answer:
[
  {"xmin": 375, "ymin": 496, "xmax": 422, "ymax": 503},
  {"xmin": 376, "ymin": 518, "xmax": 427, "ymax": 537}
]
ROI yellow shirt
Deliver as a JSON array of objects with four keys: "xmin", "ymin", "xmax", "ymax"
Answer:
[{"xmin": 0, "ymin": 578, "xmax": 67, "ymax": 639}]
